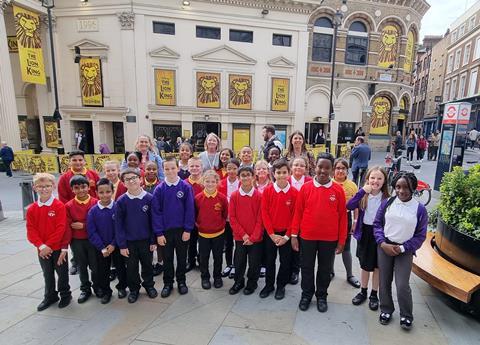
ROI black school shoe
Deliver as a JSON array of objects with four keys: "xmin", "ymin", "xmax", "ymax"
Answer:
[
  {"xmin": 400, "ymin": 317, "xmax": 413, "ymax": 330},
  {"xmin": 58, "ymin": 296, "xmax": 72, "ymax": 309},
  {"xmin": 201, "ymin": 279, "xmax": 212, "ymax": 290},
  {"xmin": 161, "ymin": 285, "xmax": 173, "ymax": 298},
  {"xmin": 379, "ymin": 312, "xmax": 392, "ymax": 325},
  {"xmin": 69, "ymin": 265, "xmax": 78, "ymax": 275},
  {"xmin": 317, "ymin": 298, "xmax": 328, "ymax": 313},
  {"xmin": 243, "ymin": 282, "xmax": 257, "ymax": 295},
  {"xmin": 178, "ymin": 283, "xmax": 188, "ymax": 295},
  {"xmin": 101, "ymin": 294, "xmax": 112, "ymax": 304},
  {"xmin": 77, "ymin": 291, "xmax": 91, "ymax": 304},
  {"xmin": 37, "ymin": 296, "xmax": 60, "ymax": 311},
  {"xmin": 221, "ymin": 265, "xmax": 232, "ymax": 278},
  {"xmin": 146, "ymin": 287, "xmax": 158, "ymax": 299},
  {"xmin": 259, "ymin": 286, "xmax": 274, "ymax": 298},
  {"xmin": 213, "ymin": 278, "xmax": 223, "ymax": 289},
  {"xmin": 352, "ymin": 292, "xmax": 367, "ymax": 305},
  {"xmin": 274, "ymin": 286, "xmax": 286, "ymax": 300},
  {"xmin": 128, "ymin": 290, "xmax": 139, "ymax": 303},
  {"xmin": 289, "ymin": 272, "xmax": 299, "ymax": 285},
  {"xmin": 369, "ymin": 295, "xmax": 379, "ymax": 311},
  {"xmin": 117, "ymin": 289, "xmax": 127, "ymax": 299},
  {"xmin": 298, "ymin": 297, "xmax": 311, "ymax": 311},
  {"xmin": 229, "ymin": 282, "xmax": 245, "ymax": 295}
]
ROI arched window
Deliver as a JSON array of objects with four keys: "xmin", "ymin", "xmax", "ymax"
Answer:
[
  {"xmin": 312, "ymin": 17, "xmax": 333, "ymax": 62},
  {"xmin": 345, "ymin": 21, "xmax": 369, "ymax": 65}
]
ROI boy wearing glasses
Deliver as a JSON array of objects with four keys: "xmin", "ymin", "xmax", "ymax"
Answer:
[
  {"xmin": 115, "ymin": 168, "xmax": 158, "ymax": 303},
  {"xmin": 27, "ymin": 173, "xmax": 72, "ymax": 311}
]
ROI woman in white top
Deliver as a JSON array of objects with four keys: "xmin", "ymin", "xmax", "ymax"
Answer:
[{"xmin": 199, "ymin": 133, "xmax": 221, "ymax": 171}]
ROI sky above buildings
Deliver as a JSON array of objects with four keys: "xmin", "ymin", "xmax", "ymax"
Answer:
[{"xmin": 420, "ymin": 0, "xmax": 477, "ymax": 40}]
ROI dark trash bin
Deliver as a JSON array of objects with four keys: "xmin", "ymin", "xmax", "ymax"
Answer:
[{"xmin": 20, "ymin": 179, "xmax": 37, "ymax": 220}]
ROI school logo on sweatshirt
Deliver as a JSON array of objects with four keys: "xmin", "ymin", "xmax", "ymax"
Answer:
[
  {"xmin": 214, "ymin": 202, "xmax": 222, "ymax": 211},
  {"xmin": 48, "ymin": 210, "xmax": 56, "ymax": 217},
  {"xmin": 285, "ymin": 199, "xmax": 292, "ymax": 207},
  {"xmin": 329, "ymin": 194, "xmax": 336, "ymax": 202},
  {"xmin": 176, "ymin": 191, "xmax": 184, "ymax": 199},
  {"xmin": 111, "ymin": 214, "xmax": 115, "ymax": 220},
  {"xmin": 142, "ymin": 205, "xmax": 149, "ymax": 212}
]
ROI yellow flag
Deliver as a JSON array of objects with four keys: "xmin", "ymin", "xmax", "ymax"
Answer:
[
  {"xmin": 13, "ymin": 6, "xmax": 46, "ymax": 84},
  {"xmin": 79, "ymin": 57, "xmax": 104, "ymax": 107}
]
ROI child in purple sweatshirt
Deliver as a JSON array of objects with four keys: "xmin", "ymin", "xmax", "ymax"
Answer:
[
  {"xmin": 373, "ymin": 172, "xmax": 427, "ymax": 331},
  {"xmin": 152, "ymin": 157, "xmax": 195, "ymax": 298}
]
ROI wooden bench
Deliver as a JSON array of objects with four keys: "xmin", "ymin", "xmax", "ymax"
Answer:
[{"xmin": 412, "ymin": 232, "xmax": 480, "ymax": 303}]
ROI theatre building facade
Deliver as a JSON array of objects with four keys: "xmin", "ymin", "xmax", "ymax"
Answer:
[{"xmin": 1, "ymin": 0, "xmax": 428, "ymax": 152}]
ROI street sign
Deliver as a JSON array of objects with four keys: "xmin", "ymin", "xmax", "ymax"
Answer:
[{"xmin": 442, "ymin": 102, "xmax": 471, "ymax": 125}]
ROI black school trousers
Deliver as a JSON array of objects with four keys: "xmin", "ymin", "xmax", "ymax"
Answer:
[
  {"xmin": 38, "ymin": 250, "xmax": 71, "ymax": 300},
  {"xmin": 70, "ymin": 238, "xmax": 99, "ymax": 293},
  {"xmin": 234, "ymin": 241, "xmax": 261, "ymax": 287},
  {"xmin": 96, "ymin": 248, "xmax": 127, "ymax": 295},
  {"xmin": 265, "ymin": 231, "xmax": 292, "ymax": 289},
  {"xmin": 300, "ymin": 239, "xmax": 337, "ymax": 300},
  {"xmin": 198, "ymin": 233, "xmax": 225, "ymax": 280},
  {"xmin": 125, "ymin": 240, "xmax": 154, "ymax": 292},
  {"xmin": 163, "ymin": 228, "xmax": 188, "ymax": 286}
]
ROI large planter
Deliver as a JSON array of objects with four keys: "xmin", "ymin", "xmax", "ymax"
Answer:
[{"xmin": 436, "ymin": 217, "xmax": 480, "ymax": 275}]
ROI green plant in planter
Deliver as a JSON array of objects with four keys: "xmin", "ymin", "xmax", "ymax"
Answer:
[{"xmin": 438, "ymin": 164, "xmax": 480, "ymax": 240}]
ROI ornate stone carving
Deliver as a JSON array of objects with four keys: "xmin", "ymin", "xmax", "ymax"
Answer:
[
  {"xmin": 40, "ymin": 14, "xmax": 57, "ymax": 31},
  {"xmin": 117, "ymin": 11, "xmax": 135, "ymax": 30},
  {"xmin": 0, "ymin": 0, "xmax": 13, "ymax": 13}
]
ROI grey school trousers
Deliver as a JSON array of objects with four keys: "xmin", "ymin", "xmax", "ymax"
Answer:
[{"xmin": 377, "ymin": 247, "xmax": 414, "ymax": 319}]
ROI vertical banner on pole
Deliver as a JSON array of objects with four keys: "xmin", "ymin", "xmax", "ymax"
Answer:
[
  {"xmin": 79, "ymin": 57, "xmax": 104, "ymax": 107},
  {"xmin": 13, "ymin": 6, "xmax": 46, "ymax": 85}
]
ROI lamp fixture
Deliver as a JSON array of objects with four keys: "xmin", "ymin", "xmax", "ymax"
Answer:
[
  {"xmin": 80, "ymin": 0, "xmax": 88, "ymax": 3},
  {"xmin": 41, "ymin": 0, "xmax": 55, "ymax": 9},
  {"xmin": 261, "ymin": 9, "xmax": 269, "ymax": 16},
  {"xmin": 204, "ymin": 114, "xmax": 210, "ymax": 121},
  {"xmin": 182, "ymin": 1, "xmax": 190, "ymax": 6}
]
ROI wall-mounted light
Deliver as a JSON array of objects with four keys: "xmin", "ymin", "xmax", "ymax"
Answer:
[
  {"xmin": 261, "ymin": 9, "xmax": 269, "ymax": 17},
  {"xmin": 204, "ymin": 114, "xmax": 210, "ymax": 121},
  {"xmin": 182, "ymin": 1, "xmax": 190, "ymax": 6}
]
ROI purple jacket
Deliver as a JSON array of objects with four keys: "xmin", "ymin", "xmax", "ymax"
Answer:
[
  {"xmin": 373, "ymin": 198, "xmax": 428, "ymax": 254},
  {"xmin": 346, "ymin": 188, "xmax": 387, "ymax": 241}
]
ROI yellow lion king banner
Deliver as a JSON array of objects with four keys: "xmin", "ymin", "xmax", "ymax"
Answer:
[
  {"xmin": 271, "ymin": 78, "xmax": 290, "ymax": 112},
  {"xmin": 79, "ymin": 57, "xmax": 104, "ymax": 107},
  {"xmin": 378, "ymin": 25, "xmax": 399, "ymax": 69},
  {"xmin": 229, "ymin": 74, "xmax": 252, "ymax": 110},
  {"xmin": 370, "ymin": 96, "xmax": 391, "ymax": 135},
  {"xmin": 13, "ymin": 6, "xmax": 46, "ymax": 85},
  {"xmin": 196, "ymin": 72, "xmax": 221, "ymax": 108}
]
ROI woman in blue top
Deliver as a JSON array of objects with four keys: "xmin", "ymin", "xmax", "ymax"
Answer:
[
  {"xmin": 121, "ymin": 135, "xmax": 164, "ymax": 181},
  {"xmin": 405, "ymin": 133, "xmax": 416, "ymax": 162}
]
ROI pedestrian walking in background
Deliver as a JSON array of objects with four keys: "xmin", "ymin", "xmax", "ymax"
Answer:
[
  {"xmin": 406, "ymin": 133, "xmax": 416, "ymax": 162},
  {"xmin": 416, "ymin": 135, "xmax": 427, "ymax": 161},
  {"xmin": 0, "ymin": 141, "xmax": 14, "ymax": 177}
]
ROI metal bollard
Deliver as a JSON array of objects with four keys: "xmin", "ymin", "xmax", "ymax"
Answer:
[
  {"xmin": 20, "ymin": 179, "xmax": 37, "ymax": 220},
  {"xmin": 0, "ymin": 200, "xmax": 5, "ymax": 221}
]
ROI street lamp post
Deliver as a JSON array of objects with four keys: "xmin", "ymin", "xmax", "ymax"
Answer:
[
  {"xmin": 41, "ymin": 0, "xmax": 64, "ymax": 154},
  {"xmin": 326, "ymin": 8, "xmax": 343, "ymax": 153}
]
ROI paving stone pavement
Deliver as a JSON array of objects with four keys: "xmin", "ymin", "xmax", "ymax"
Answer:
[{"xmin": 0, "ymin": 214, "xmax": 479, "ymax": 345}]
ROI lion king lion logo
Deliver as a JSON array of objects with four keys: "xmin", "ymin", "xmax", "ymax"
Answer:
[
  {"xmin": 197, "ymin": 74, "xmax": 220, "ymax": 106},
  {"xmin": 15, "ymin": 13, "xmax": 42, "ymax": 49},
  {"xmin": 229, "ymin": 77, "xmax": 251, "ymax": 107},
  {"xmin": 378, "ymin": 25, "xmax": 399, "ymax": 68},
  {"xmin": 371, "ymin": 97, "xmax": 391, "ymax": 129},
  {"xmin": 80, "ymin": 62, "xmax": 102, "ymax": 98}
]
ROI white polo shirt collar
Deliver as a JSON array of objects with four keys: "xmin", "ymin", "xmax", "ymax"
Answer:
[
  {"xmin": 38, "ymin": 195, "xmax": 54, "ymax": 207},
  {"xmin": 165, "ymin": 176, "xmax": 180, "ymax": 187},
  {"xmin": 273, "ymin": 182, "xmax": 291, "ymax": 194},
  {"xmin": 126, "ymin": 190, "xmax": 147, "ymax": 200},
  {"xmin": 313, "ymin": 178, "xmax": 333, "ymax": 188},
  {"xmin": 239, "ymin": 187, "xmax": 255, "ymax": 197},
  {"xmin": 97, "ymin": 200, "xmax": 114, "ymax": 209}
]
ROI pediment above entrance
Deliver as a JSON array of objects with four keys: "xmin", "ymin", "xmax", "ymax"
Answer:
[{"xmin": 192, "ymin": 45, "xmax": 257, "ymax": 65}]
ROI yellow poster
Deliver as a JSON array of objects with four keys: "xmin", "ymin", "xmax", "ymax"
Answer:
[
  {"xmin": 43, "ymin": 117, "xmax": 59, "ymax": 148},
  {"xmin": 79, "ymin": 57, "xmax": 104, "ymax": 107},
  {"xmin": 378, "ymin": 25, "xmax": 399, "ymax": 68},
  {"xmin": 197, "ymin": 72, "xmax": 221, "ymax": 108},
  {"xmin": 7, "ymin": 36, "xmax": 18, "ymax": 53},
  {"xmin": 155, "ymin": 69, "xmax": 176, "ymax": 106},
  {"xmin": 12, "ymin": 154, "xmax": 58, "ymax": 173},
  {"xmin": 233, "ymin": 128, "xmax": 250, "ymax": 154},
  {"xmin": 229, "ymin": 74, "xmax": 252, "ymax": 110},
  {"xmin": 403, "ymin": 31, "xmax": 415, "ymax": 73},
  {"xmin": 13, "ymin": 6, "xmax": 46, "ymax": 84},
  {"xmin": 370, "ymin": 97, "xmax": 391, "ymax": 135},
  {"xmin": 18, "ymin": 116, "xmax": 28, "ymax": 141},
  {"xmin": 271, "ymin": 78, "xmax": 289, "ymax": 112}
]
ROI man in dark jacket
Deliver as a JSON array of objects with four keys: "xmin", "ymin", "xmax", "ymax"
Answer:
[
  {"xmin": 262, "ymin": 125, "xmax": 283, "ymax": 159},
  {"xmin": 350, "ymin": 137, "xmax": 371, "ymax": 186},
  {"xmin": 0, "ymin": 142, "xmax": 14, "ymax": 177}
]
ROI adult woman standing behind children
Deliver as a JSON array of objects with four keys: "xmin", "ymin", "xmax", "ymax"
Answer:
[
  {"xmin": 374, "ymin": 172, "xmax": 427, "ymax": 330},
  {"xmin": 285, "ymin": 131, "xmax": 315, "ymax": 177},
  {"xmin": 347, "ymin": 166, "xmax": 389, "ymax": 311},
  {"xmin": 121, "ymin": 135, "xmax": 164, "ymax": 180},
  {"xmin": 199, "ymin": 133, "xmax": 221, "ymax": 171}
]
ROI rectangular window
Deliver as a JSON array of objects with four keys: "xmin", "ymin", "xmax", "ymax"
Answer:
[
  {"xmin": 312, "ymin": 33, "xmax": 332, "ymax": 62},
  {"xmin": 454, "ymin": 49, "xmax": 462, "ymax": 70},
  {"xmin": 153, "ymin": 22, "xmax": 175, "ymax": 35},
  {"xmin": 459, "ymin": 73, "xmax": 467, "ymax": 99},
  {"xmin": 196, "ymin": 26, "xmax": 221, "ymax": 39},
  {"xmin": 475, "ymin": 37, "xmax": 480, "ymax": 60},
  {"xmin": 444, "ymin": 81, "xmax": 450, "ymax": 101},
  {"xmin": 463, "ymin": 44, "xmax": 471, "ymax": 66},
  {"xmin": 470, "ymin": 16, "xmax": 476, "ymax": 30},
  {"xmin": 447, "ymin": 53, "xmax": 454, "ymax": 73},
  {"xmin": 450, "ymin": 78, "xmax": 458, "ymax": 100},
  {"xmin": 272, "ymin": 34, "xmax": 292, "ymax": 47},
  {"xmin": 459, "ymin": 24, "xmax": 466, "ymax": 37},
  {"xmin": 452, "ymin": 30, "xmax": 458, "ymax": 43},
  {"xmin": 468, "ymin": 69, "xmax": 478, "ymax": 96},
  {"xmin": 345, "ymin": 36, "xmax": 368, "ymax": 65},
  {"xmin": 229, "ymin": 29, "xmax": 253, "ymax": 43}
]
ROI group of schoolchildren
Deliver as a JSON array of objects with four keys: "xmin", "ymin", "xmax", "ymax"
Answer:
[{"xmin": 26, "ymin": 139, "xmax": 428, "ymax": 331}]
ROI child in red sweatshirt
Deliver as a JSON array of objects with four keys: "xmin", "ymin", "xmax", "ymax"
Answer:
[
  {"xmin": 195, "ymin": 170, "xmax": 228, "ymax": 290},
  {"xmin": 260, "ymin": 159, "xmax": 297, "ymax": 300},
  {"xmin": 291, "ymin": 153, "xmax": 347, "ymax": 313},
  {"xmin": 27, "ymin": 173, "xmax": 71, "ymax": 311},
  {"xmin": 228, "ymin": 166, "xmax": 263, "ymax": 296},
  {"xmin": 65, "ymin": 175, "xmax": 99, "ymax": 304}
]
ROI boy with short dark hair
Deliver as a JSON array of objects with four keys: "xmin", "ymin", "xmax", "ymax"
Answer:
[
  {"xmin": 87, "ymin": 178, "xmax": 127, "ymax": 304},
  {"xmin": 116, "ymin": 168, "xmax": 158, "ymax": 303},
  {"xmin": 27, "ymin": 173, "xmax": 71, "ymax": 311},
  {"xmin": 65, "ymin": 175, "xmax": 99, "ymax": 304},
  {"xmin": 152, "ymin": 157, "xmax": 195, "ymax": 298},
  {"xmin": 228, "ymin": 166, "xmax": 263, "ymax": 295},
  {"xmin": 260, "ymin": 159, "xmax": 297, "ymax": 300}
]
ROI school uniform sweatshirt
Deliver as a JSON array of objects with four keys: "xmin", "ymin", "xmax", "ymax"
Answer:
[
  {"xmin": 151, "ymin": 177, "xmax": 195, "ymax": 236},
  {"xmin": 87, "ymin": 201, "xmax": 116, "ymax": 251},
  {"xmin": 261, "ymin": 183, "xmax": 297, "ymax": 237},
  {"xmin": 195, "ymin": 191, "xmax": 228, "ymax": 237},
  {"xmin": 65, "ymin": 196, "xmax": 98, "ymax": 240},
  {"xmin": 113, "ymin": 180, "xmax": 128, "ymax": 201},
  {"xmin": 115, "ymin": 191, "xmax": 155, "ymax": 249},
  {"xmin": 347, "ymin": 189, "xmax": 387, "ymax": 241},
  {"xmin": 26, "ymin": 196, "xmax": 69, "ymax": 251},
  {"xmin": 186, "ymin": 177, "xmax": 204, "ymax": 196},
  {"xmin": 58, "ymin": 169, "xmax": 99, "ymax": 203},
  {"xmin": 228, "ymin": 188, "xmax": 263, "ymax": 243},
  {"xmin": 291, "ymin": 180, "xmax": 347, "ymax": 245}
]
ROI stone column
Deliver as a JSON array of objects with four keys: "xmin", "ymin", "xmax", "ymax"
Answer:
[{"xmin": 0, "ymin": 1, "xmax": 21, "ymax": 150}]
